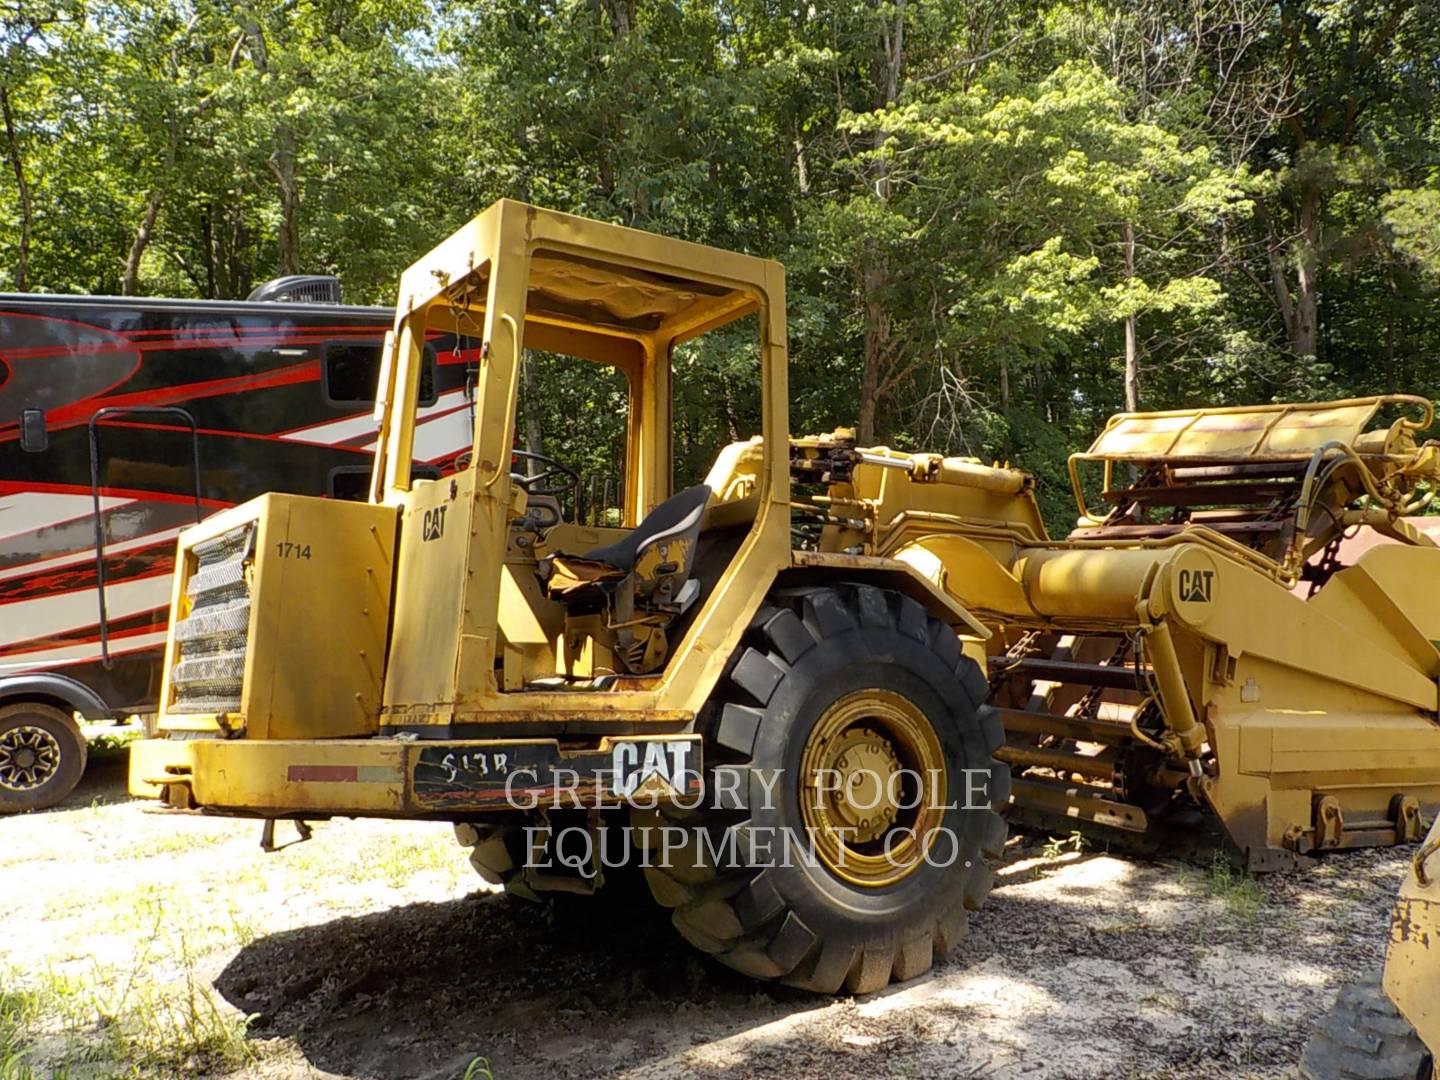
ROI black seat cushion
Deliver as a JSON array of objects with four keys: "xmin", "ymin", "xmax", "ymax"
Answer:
[{"xmin": 580, "ymin": 485, "xmax": 712, "ymax": 572}]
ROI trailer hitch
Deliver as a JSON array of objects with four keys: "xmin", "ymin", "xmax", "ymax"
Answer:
[{"xmin": 260, "ymin": 818, "xmax": 313, "ymax": 853}]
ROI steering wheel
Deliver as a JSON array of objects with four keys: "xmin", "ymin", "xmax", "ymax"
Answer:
[{"xmin": 509, "ymin": 449, "xmax": 581, "ymax": 505}]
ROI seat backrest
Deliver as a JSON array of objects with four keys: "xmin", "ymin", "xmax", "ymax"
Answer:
[
  {"xmin": 580, "ymin": 485, "xmax": 711, "ymax": 574},
  {"xmin": 626, "ymin": 485, "xmax": 711, "ymax": 605}
]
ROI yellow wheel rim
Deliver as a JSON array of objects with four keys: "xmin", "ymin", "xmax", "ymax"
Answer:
[{"xmin": 799, "ymin": 689, "xmax": 947, "ymax": 888}]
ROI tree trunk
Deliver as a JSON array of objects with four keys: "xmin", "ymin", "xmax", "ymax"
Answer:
[
  {"xmin": 1256, "ymin": 186, "xmax": 1322, "ymax": 361},
  {"xmin": 1124, "ymin": 315, "xmax": 1139, "ymax": 412},
  {"xmin": 201, "ymin": 206, "xmax": 217, "ymax": 297},
  {"xmin": 272, "ymin": 126, "xmax": 301, "ymax": 276},
  {"xmin": 859, "ymin": 256, "xmax": 889, "ymax": 444},
  {"xmin": 239, "ymin": 14, "xmax": 300, "ymax": 277},
  {"xmin": 857, "ymin": 0, "xmax": 905, "ymax": 445},
  {"xmin": 1266, "ymin": 235, "xmax": 1295, "ymax": 346},
  {"xmin": 207, "ymin": 204, "xmax": 236, "ymax": 299},
  {"xmin": 1291, "ymin": 187, "xmax": 1320, "ymax": 358},
  {"xmin": 521, "ymin": 355, "xmax": 545, "ymax": 475},
  {"xmin": 1123, "ymin": 222, "xmax": 1140, "ymax": 412},
  {"xmin": 122, "ymin": 189, "xmax": 164, "ymax": 296},
  {"xmin": 603, "ymin": 0, "xmax": 633, "ymax": 36},
  {"xmin": 1, "ymin": 86, "xmax": 32, "ymax": 292}
]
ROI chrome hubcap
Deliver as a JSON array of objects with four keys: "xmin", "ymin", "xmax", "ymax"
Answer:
[{"xmin": 0, "ymin": 726, "xmax": 61, "ymax": 791}]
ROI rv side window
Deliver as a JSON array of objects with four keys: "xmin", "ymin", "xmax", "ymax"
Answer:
[
  {"xmin": 323, "ymin": 341, "xmax": 437, "ymax": 408},
  {"xmin": 328, "ymin": 463, "xmax": 440, "ymax": 501}
]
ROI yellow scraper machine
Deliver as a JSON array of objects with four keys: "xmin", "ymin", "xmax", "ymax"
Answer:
[{"xmin": 130, "ymin": 199, "xmax": 1440, "ymax": 993}]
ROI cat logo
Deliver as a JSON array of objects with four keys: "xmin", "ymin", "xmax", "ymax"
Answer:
[
  {"xmin": 421, "ymin": 505, "xmax": 447, "ymax": 542},
  {"xmin": 611, "ymin": 740, "xmax": 697, "ymax": 799},
  {"xmin": 1178, "ymin": 567, "xmax": 1215, "ymax": 603}
]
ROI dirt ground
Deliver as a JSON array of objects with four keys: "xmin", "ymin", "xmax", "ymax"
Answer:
[{"xmin": 0, "ymin": 752, "xmax": 1410, "ymax": 1080}]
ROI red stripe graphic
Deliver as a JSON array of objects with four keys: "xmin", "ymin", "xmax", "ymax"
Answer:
[
  {"xmin": 132, "ymin": 334, "xmax": 374, "ymax": 354},
  {"xmin": 1, "ymin": 342, "xmax": 138, "ymax": 362},
  {"xmin": 0, "ymin": 614, "xmax": 169, "ymax": 659},
  {"xmin": 0, "ymin": 480, "xmax": 230, "ymax": 508},
  {"xmin": 53, "ymin": 360, "xmax": 319, "ymax": 420},
  {"xmin": 0, "ymin": 311, "xmax": 142, "ymax": 403},
  {"xmin": 0, "ymin": 361, "xmax": 319, "ymax": 446},
  {"xmin": 118, "ymin": 325, "xmax": 386, "ymax": 340},
  {"xmin": 89, "ymin": 418, "xmax": 373, "ymax": 451},
  {"xmin": 0, "ymin": 544, "xmax": 175, "ymax": 604}
]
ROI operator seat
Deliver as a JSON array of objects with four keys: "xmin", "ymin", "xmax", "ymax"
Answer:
[{"xmin": 541, "ymin": 484, "xmax": 712, "ymax": 673}]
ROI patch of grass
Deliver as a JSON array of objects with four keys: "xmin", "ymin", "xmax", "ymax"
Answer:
[
  {"xmin": 1, "ymin": 909, "xmax": 256, "ymax": 1078},
  {"xmin": 98, "ymin": 920, "xmax": 254, "ymax": 1076},
  {"xmin": 97, "ymin": 817, "xmax": 246, "ymax": 865},
  {"xmin": 315, "ymin": 831, "xmax": 463, "ymax": 889},
  {"xmin": 1196, "ymin": 852, "xmax": 1265, "ymax": 921},
  {"xmin": 99, "ymin": 887, "xmax": 166, "ymax": 940},
  {"xmin": 375, "ymin": 835, "xmax": 462, "ymax": 889},
  {"xmin": 463, "ymin": 1057, "xmax": 496, "ymax": 1080},
  {"xmin": 114, "ymin": 965, "xmax": 253, "ymax": 1075},
  {"xmin": 126, "ymin": 829, "xmax": 224, "ymax": 857},
  {"xmin": 86, "ymin": 729, "xmax": 139, "ymax": 762},
  {"xmin": 0, "ymin": 973, "xmax": 93, "ymax": 1079},
  {"xmin": 1, "ymin": 987, "xmax": 42, "ymax": 1080},
  {"xmin": 0, "ymin": 1046, "xmax": 36, "ymax": 1080},
  {"xmin": 224, "ymin": 902, "xmax": 261, "ymax": 949},
  {"xmin": 1041, "ymin": 831, "xmax": 1087, "ymax": 860}
]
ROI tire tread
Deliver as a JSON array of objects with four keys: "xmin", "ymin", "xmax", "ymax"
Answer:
[
  {"xmin": 1300, "ymin": 975, "xmax": 1430, "ymax": 1080},
  {"xmin": 641, "ymin": 584, "xmax": 1007, "ymax": 994}
]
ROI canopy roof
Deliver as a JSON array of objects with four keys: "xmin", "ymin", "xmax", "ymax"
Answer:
[{"xmin": 411, "ymin": 200, "xmax": 771, "ymax": 362}]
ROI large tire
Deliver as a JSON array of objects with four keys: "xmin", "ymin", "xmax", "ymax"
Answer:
[
  {"xmin": 0, "ymin": 702, "xmax": 87, "ymax": 814},
  {"xmin": 1301, "ymin": 974, "xmax": 1432, "ymax": 1080},
  {"xmin": 454, "ymin": 810, "xmax": 649, "ymax": 906},
  {"xmin": 454, "ymin": 822, "xmax": 539, "ymax": 900},
  {"xmin": 637, "ymin": 583, "xmax": 1008, "ymax": 994}
]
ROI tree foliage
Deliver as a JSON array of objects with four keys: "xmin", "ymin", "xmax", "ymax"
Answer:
[{"xmin": 3, "ymin": 0, "xmax": 1439, "ymax": 526}]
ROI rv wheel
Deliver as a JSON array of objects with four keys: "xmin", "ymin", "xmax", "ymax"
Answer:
[{"xmin": 0, "ymin": 702, "xmax": 87, "ymax": 813}]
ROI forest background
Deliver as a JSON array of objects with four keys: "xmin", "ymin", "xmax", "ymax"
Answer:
[{"xmin": 3, "ymin": 0, "xmax": 1439, "ymax": 523}]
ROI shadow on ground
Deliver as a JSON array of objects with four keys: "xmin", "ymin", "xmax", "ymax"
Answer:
[
  {"xmin": 216, "ymin": 887, "xmax": 828, "ymax": 1080},
  {"xmin": 54, "ymin": 749, "xmax": 132, "ymax": 811},
  {"xmin": 209, "ymin": 848, "xmax": 1174, "ymax": 1080},
  {"xmin": 213, "ymin": 839, "xmax": 1401, "ymax": 1080}
]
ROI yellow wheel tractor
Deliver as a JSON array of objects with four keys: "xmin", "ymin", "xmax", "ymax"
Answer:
[{"xmin": 131, "ymin": 201, "xmax": 1440, "ymax": 993}]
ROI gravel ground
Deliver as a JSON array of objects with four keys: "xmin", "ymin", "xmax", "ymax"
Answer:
[{"xmin": 0, "ymin": 755, "xmax": 1409, "ymax": 1080}]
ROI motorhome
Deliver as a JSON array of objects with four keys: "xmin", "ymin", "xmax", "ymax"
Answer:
[{"xmin": 0, "ymin": 276, "xmax": 475, "ymax": 811}]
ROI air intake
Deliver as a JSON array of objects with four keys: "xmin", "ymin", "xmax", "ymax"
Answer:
[
  {"xmin": 247, "ymin": 274, "xmax": 343, "ymax": 304},
  {"xmin": 168, "ymin": 522, "xmax": 256, "ymax": 715}
]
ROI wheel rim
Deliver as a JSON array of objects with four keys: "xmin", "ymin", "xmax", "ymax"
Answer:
[
  {"xmin": 799, "ymin": 689, "xmax": 947, "ymax": 888},
  {"xmin": 0, "ymin": 725, "xmax": 62, "ymax": 792}
]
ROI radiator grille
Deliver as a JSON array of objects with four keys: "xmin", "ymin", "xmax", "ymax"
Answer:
[{"xmin": 168, "ymin": 523, "xmax": 255, "ymax": 715}]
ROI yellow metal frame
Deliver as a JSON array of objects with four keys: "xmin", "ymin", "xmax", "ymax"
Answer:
[
  {"xmin": 131, "ymin": 200, "xmax": 999, "ymax": 818},
  {"xmin": 129, "ymin": 733, "xmax": 701, "ymax": 812},
  {"xmin": 371, "ymin": 200, "xmax": 793, "ymax": 723}
]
